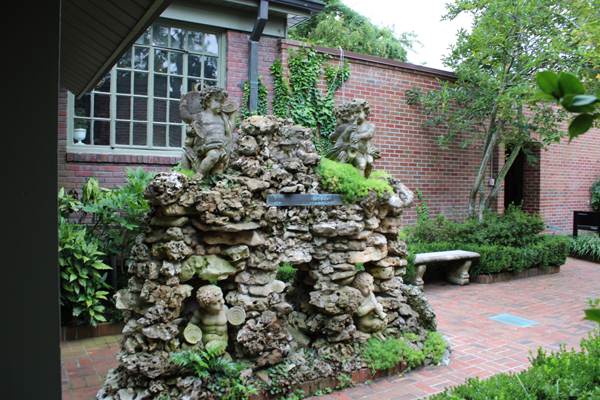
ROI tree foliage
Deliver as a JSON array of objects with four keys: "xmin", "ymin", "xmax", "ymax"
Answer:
[
  {"xmin": 408, "ymin": 0, "xmax": 600, "ymax": 220},
  {"xmin": 289, "ymin": 0, "xmax": 417, "ymax": 61}
]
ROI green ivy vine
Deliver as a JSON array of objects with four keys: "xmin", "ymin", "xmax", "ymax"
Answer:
[
  {"xmin": 270, "ymin": 47, "xmax": 350, "ymax": 155},
  {"xmin": 270, "ymin": 59, "xmax": 290, "ymax": 119},
  {"xmin": 239, "ymin": 76, "xmax": 268, "ymax": 123}
]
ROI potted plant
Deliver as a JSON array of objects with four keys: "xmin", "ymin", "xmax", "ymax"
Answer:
[{"xmin": 74, "ymin": 107, "xmax": 88, "ymax": 145}]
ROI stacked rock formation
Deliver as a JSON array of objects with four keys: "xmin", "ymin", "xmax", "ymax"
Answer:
[{"xmin": 97, "ymin": 115, "xmax": 436, "ymax": 400}]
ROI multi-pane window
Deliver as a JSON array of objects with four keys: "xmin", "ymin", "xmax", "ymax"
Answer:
[{"xmin": 69, "ymin": 23, "xmax": 222, "ymax": 152}]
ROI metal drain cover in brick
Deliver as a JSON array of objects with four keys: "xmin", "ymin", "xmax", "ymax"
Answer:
[{"xmin": 489, "ymin": 313, "xmax": 539, "ymax": 328}]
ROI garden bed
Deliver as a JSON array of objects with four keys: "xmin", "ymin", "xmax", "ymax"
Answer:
[
  {"xmin": 249, "ymin": 361, "xmax": 407, "ymax": 400},
  {"xmin": 471, "ymin": 265, "xmax": 560, "ymax": 284}
]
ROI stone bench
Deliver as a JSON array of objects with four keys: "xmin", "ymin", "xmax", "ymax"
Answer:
[{"xmin": 412, "ymin": 250, "xmax": 481, "ymax": 289}]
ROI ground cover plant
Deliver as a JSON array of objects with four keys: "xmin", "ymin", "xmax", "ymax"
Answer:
[
  {"xmin": 362, "ymin": 331, "xmax": 447, "ymax": 373},
  {"xmin": 404, "ymin": 204, "xmax": 570, "ymax": 277},
  {"xmin": 428, "ymin": 329, "xmax": 600, "ymax": 399},
  {"xmin": 316, "ymin": 158, "xmax": 393, "ymax": 203},
  {"xmin": 569, "ymin": 233, "xmax": 600, "ymax": 262}
]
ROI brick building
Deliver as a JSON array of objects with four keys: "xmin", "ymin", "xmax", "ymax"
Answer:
[{"xmin": 59, "ymin": 1, "xmax": 600, "ymax": 233}]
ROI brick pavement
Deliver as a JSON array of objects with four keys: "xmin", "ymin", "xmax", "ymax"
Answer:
[{"xmin": 61, "ymin": 258, "xmax": 599, "ymax": 400}]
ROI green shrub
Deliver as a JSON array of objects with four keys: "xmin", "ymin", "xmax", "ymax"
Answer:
[
  {"xmin": 362, "ymin": 332, "xmax": 448, "ymax": 373},
  {"xmin": 58, "ymin": 168, "xmax": 155, "ymax": 325},
  {"xmin": 407, "ymin": 205, "xmax": 545, "ymax": 248},
  {"xmin": 569, "ymin": 233, "xmax": 600, "ymax": 262},
  {"xmin": 59, "ymin": 216, "xmax": 112, "ymax": 326},
  {"xmin": 276, "ymin": 263, "xmax": 298, "ymax": 283},
  {"xmin": 316, "ymin": 158, "xmax": 393, "ymax": 203},
  {"xmin": 429, "ymin": 329, "xmax": 600, "ymax": 399},
  {"xmin": 591, "ymin": 177, "xmax": 600, "ymax": 211},
  {"xmin": 405, "ymin": 206, "xmax": 567, "ymax": 276}
]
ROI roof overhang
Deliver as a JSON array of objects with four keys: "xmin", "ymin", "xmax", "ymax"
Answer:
[{"xmin": 60, "ymin": 0, "xmax": 174, "ymax": 98}]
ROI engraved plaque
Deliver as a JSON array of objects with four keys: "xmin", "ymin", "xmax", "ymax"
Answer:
[{"xmin": 266, "ymin": 194, "xmax": 344, "ymax": 207}]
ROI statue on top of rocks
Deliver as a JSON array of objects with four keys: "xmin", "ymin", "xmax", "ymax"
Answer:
[
  {"xmin": 179, "ymin": 85, "xmax": 239, "ymax": 179},
  {"xmin": 326, "ymin": 98, "xmax": 381, "ymax": 178}
]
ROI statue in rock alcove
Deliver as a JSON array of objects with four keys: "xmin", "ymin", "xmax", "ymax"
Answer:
[
  {"xmin": 326, "ymin": 99, "xmax": 381, "ymax": 178},
  {"xmin": 352, "ymin": 272, "xmax": 387, "ymax": 341},
  {"xmin": 179, "ymin": 85, "xmax": 238, "ymax": 179},
  {"xmin": 186, "ymin": 285, "xmax": 229, "ymax": 354}
]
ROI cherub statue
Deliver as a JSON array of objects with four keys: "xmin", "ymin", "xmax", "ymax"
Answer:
[
  {"xmin": 352, "ymin": 271, "xmax": 387, "ymax": 341},
  {"xmin": 187, "ymin": 285, "xmax": 229, "ymax": 354},
  {"xmin": 326, "ymin": 99, "xmax": 381, "ymax": 178},
  {"xmin": 179, "ymin": 85, "xmax": 238, "ymax": 179}
]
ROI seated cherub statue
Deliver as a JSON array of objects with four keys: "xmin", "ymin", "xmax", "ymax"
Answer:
[
  {"xmin": 187, "ymin": 285, "xmax": 229, "ymax": 354},
  {"xmin": 352, "ymin": 271, "xmax": 387, "ymax": 341},
  {"xmin": 326, "ymin": 99, "xmax": 381, "ymax": 178},
  {"xmin": 179, "ymin": 85, "xmax": 238, "ymax": 179}
]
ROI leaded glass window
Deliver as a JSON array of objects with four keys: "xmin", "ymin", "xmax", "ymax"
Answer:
[{"xmin": 69, "ymin": 23, "xmax": 222, "ymax": 153}]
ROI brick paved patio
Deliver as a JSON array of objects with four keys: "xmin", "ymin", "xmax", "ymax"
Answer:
[{"xmin": 61, "ymin": 257, "xmax": 599, "ymax": 400}]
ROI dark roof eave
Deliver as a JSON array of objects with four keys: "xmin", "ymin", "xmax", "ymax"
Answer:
[{"xmin": 268, "ymin": 0, "xmax": 325, "ymax": 15}]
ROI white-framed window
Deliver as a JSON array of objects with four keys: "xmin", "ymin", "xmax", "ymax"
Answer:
[{"xmin": 67, "ymin": 22, "xmax": 224, "ymax": 154}]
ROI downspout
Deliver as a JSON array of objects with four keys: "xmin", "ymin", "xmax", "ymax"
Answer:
[{"xmin": 249, "ymin": 0, "xmax": 269, "ymax": 113}]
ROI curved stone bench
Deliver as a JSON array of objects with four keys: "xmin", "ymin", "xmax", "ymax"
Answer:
[{"xmin": 413, "ymin": 250, "xmax": 481, "ymax": 289}]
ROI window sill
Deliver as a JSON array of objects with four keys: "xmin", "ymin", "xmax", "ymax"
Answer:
[{"xmin": 66, "ymin": 152, "xmax": 181, "ymax": 165}]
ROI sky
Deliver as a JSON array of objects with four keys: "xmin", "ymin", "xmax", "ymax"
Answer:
[{"xmin": 341, "ymin": 0, "xmax": 473, "ymax": 71}]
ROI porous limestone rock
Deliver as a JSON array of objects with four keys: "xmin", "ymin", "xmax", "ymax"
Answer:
[{"xmin": 97, "ymin": 115, "xmax": 437, "ymax": 400}]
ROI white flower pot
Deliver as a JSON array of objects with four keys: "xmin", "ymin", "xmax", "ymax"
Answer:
[{"xmin": 73, "ymin": 128, "xmax": 87, "ymax": 145}]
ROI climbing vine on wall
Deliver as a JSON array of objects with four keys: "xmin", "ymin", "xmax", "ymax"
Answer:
[
  {"xmin": 238, "ymin": 76, "xmax": 269, "ymax": 123},
  {"xmin": 270, "ymin": 47, "xmax": 350, "ymax": 155},
  {"xmin": 270, "ymin": 59, "xmax": 290, "ymax": 119}
]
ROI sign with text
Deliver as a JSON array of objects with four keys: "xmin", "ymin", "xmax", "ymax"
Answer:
[{"xmin": 266, "ymin": 194, "xmax": 344, "ymax": 207}]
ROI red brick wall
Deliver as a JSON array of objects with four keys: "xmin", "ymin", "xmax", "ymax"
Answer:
[
  {"xmin": 225, "ymin": 31, "xmax": 279, "ymax": 114},
  {"xmin": 538, "ymin": 132, "xmax": 600, "ymax": 233}
]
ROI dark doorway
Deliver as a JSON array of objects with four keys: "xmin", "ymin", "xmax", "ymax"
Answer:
[{"xmin": 504, "ymin": 147, "xmax": 524, "ymax": 208}]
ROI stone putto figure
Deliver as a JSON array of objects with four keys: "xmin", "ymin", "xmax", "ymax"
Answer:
[
  {"xmin": 188, "ymin": 285, "xmax": 229, "ymax": 354},
  {"xmin": 352, "ymin": 271, "xmax": 387, "ymax": 341},
  {"xmin": 326, "ymin": 99, "xmax": 381, "ymax": 178},
  {"xmin": 179, "ymin": 85, "xmax": 238, "ymax": 179}
]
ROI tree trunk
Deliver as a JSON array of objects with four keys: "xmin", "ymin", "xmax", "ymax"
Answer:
[
  {"xmin": 484, "ymin": 144, "xmax": 522, "ymax": 211},
  {"xmin": 468, "ymin": 126, "xmax": 500, "ymax": 218}
]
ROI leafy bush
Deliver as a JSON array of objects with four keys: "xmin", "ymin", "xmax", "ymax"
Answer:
[
  {"xmin": 316, "ymin": 158, "xmax": 393, "ymax": 203},
  {"xmin": 58, "ymin": 214, "xmax": 111, "ymax": 326},
  {"xmin": 362, "ymin": 331, "xmax": 447, "ymax": 373},
  {"xmin": 408, "ymin": 234, "xmax": 570, "ymax": 277},
  {"xmin": 59, "ymin": 168, "xmax": 155, "ymax": 325},
  {"xmin": 429, "ymin": 329, "xmax": 600, "ymax": 399},
  {"xmin": 276, "ymin": 263, "xmax": 298, "ymax": 283},
  {"xmin": 409, "ymin": 205, "xmax": 544, "ymax": 248},
  {"xmin": 569, "ymin": 233, "xmax": 600, "ymax": 262},
  {"xmin": 405, "ymin": 205, "xmax": 567, "ymax": 276},
  {"xmin": 592, "ymin": 177, "xmax": 600, "ymax": 211},
  {"xmin": 78, "ymin": 168, "xmax": 155, "ymax": 265}
]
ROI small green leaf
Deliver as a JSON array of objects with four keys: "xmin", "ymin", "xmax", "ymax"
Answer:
[
  {"xmin": 536, "ymin": 71, "xmax": 560, "ymax": 97},
  {"xmin": 69, "ymin": 273, "xmax": 77, "ymax": 282},
  {"xmin": 570, "ymin": 95, "xmax": 600, "ymax": 107},
  {"xmin": 583, "ymin": 309, "xmax": 600, "ymax": 324},
  {"xmin": 534, "ymin": 91, "xmax": 557, "ymax": 102},
  {"xmin": 569, "ymin": 114, "xmax": 595, "ymax": 141},
  {"xmin": 558, "ymin": 72, "xmax": 585, "ymax": 96}
]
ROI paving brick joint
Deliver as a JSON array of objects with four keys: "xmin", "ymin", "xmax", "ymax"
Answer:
[{"xmin": 61, "ymin": 258, "xmax": 599, "ymax": 400}]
